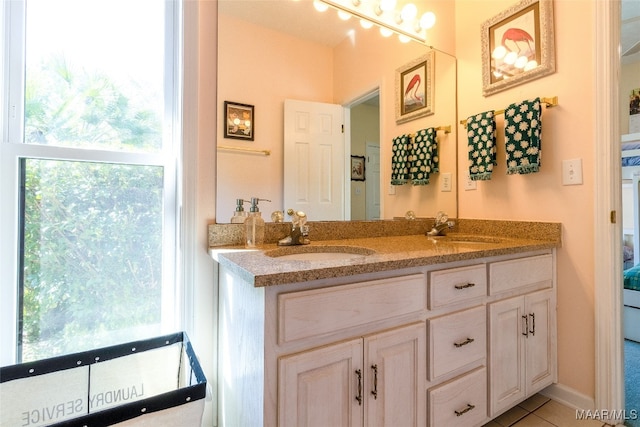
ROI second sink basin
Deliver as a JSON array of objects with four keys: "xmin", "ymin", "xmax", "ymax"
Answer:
[{"xmin": 265, "ymin": 245, "xmax": 375, "ymax": 262}]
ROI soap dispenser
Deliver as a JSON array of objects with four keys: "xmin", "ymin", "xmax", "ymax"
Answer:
[
  {"xmin": 245, "ymin": 197, "xmax": 270, "ymax": 247},
  {"xmin": 230, "ymin": 199, "xmax": 248, "ymax": 224}
]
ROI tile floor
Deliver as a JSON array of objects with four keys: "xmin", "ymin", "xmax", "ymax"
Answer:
[{"xmin": 482, "ymin": 394, "xmax": 615, "ymax": 427}]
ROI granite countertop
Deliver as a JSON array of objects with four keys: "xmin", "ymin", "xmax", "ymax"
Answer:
[{"xmin": 210, "ymin": 221, "xmax": 561, "ymax": 287}]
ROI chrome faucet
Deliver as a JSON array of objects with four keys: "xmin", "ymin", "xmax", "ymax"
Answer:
[
  {"xmin": 278, "ymin": 209, "xmax": 310, "ymax": 246},
  {"xmin": 426, "ymin": 211, "xmax": 455, "ymax": 236}
]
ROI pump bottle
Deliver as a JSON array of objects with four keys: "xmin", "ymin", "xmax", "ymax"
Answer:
[
  {"xmin": 245, "ymin": 197, "xmax": 269, "ymax": 247},
  {"xmin": 230, "ymin": 199, "xmax": 248, "ymax": 224}
]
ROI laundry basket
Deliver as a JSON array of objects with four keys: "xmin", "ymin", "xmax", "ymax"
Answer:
[{"xmin": 0, "ymin": 332, "xmax": 207, "ymax": 427}]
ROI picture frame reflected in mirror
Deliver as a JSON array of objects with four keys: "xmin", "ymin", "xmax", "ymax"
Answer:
[
  {"xmin": 224, "ymin": 101, "xmax": 255, "ymax": 140},
  {"xmin": 395, "ymin": 51, "xmax": 435, "ymax": 124}
]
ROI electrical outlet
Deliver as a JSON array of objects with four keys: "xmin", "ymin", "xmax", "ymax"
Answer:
[
  {"xmin": 562, "ymin": 158, "xmax": 583, "ymax": 185},
  {"xmin": 388, "ymin": 184, "xmax": 396, "ymax": 195},
  {"xmin": 440, "ymin": 173, "xmax": 452, "ymax": 192},
  {"xmin": 464, "ymin": 172, "xmax": 477, "ymax": 191}
]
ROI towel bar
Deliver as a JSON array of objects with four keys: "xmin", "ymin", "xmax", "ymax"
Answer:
[{"xmin": 459, "ymin": 96, "xmax": 558, "ymax": 127}]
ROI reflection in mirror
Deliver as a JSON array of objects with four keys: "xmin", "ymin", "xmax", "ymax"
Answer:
[{"xmin": 216, "ymin": 0, "xmax": 457, "ymax": 223}]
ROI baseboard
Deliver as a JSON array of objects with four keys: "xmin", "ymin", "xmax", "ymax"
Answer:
[{"xmin": 539, "ymin": 383, "xmax": 596, "ymax": 411}]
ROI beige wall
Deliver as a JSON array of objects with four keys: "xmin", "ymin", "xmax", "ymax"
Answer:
[{"xmin": 456, "ymin": 0, "xmax": 596, "ymax": 400}]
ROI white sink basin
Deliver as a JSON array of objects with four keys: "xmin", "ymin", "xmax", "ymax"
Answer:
[{"xmin": 265, "ymin": 245, "xmax": 375, "ymax": 261}]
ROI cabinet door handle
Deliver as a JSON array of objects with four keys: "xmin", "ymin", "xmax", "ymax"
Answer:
[
  {"xmin": 454, "ymin": 403, "xmax": 476, "ymax": 417},
  {"xmin": 355, "ymin": 369, "xmax": 363, "ymax": 405},
  {"xmin": 455, "ymin": 283, "xmax": 476, "ymax": 290},
  {"xmin": 529, "ymin": 313, "xmax": 535, "ymax": 336},
  {"xmin": 454, "ymin": 337, "xmax": 475, "ymax": 348},
  {"xmin": 522, "ymin": 315, "xmax": 529, "ymax": 337},
  {"xmin": 371, "ymin": 364, "xmax": 378, "ymax": 399}
]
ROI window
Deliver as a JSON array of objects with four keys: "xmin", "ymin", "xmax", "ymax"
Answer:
[{"xmin": 1, "ymin": 0, "xmax": 182, "ymax": 364}]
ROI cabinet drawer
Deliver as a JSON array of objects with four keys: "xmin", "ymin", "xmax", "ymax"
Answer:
[
  {"xmin": 278, "ymin": 273, "xmax": 426, "ymax": 344},
  {"xmin": 489, "ymin": 254, "xmax": 553, "ymax": 295},
  {"xmin": 429, "ymin": 367, "xmax": 487, "ymax": 427},
  {"xmin": 429, "ymin": 305, "xmax": 486, "ymax": 380},
  {"xmin": 429, "ymin": 264, "xmax": 486, "ymax": 309}
]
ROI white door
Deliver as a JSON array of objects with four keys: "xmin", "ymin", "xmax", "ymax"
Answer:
[
  {"xmin": 284, "ymin": 99, "xmax": 345, "ymax": 220},
  {"xmin": 365, "ymin": 143, "xmax": 380, "ymax": 220}
]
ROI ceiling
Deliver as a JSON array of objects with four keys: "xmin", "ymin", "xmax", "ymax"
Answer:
[{"xmin": 220, "ymin": 0, "xmax": 640, "ymax": 62}]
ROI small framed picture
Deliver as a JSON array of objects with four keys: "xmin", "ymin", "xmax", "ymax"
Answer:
[
  {"xmin": 351, "ymin": 155, "xmax": 365, "ymax": 181},
  {"xmin": 481, "ymin": 0, "xmax": 555, "ymax": 96},
  {"xmin": 224, "ymin": 101, "xmax": 254, "ymax": 140},
  {"xmin": 395, "ymin": 51, "xmax": 435, "ymax": 124}
]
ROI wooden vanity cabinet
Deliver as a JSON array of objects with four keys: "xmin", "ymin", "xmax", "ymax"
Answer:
[
  {"xmin": 278, "ymin": 322, "xmax": 426, "ymax": 427},
  {"xmin": 487, "ymin": 254, "xmax": 557, "ymax": 418},
  {"xmin": 216, "ymin": 249, "xmax": 556, "ymax": 427}
]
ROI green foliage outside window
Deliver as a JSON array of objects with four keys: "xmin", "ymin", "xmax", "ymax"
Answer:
[{"xmin": 20, "ymin": 57, "xmax": 166, "ymax": 362}]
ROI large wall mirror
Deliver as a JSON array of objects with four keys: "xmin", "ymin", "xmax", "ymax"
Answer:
[{"xmin": 216, "ymin": 0, "xmax": 457, "ymax": 223}]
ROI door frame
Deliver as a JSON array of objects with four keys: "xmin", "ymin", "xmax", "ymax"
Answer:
[
  {"xmin": 594, "ymin": 0, "xmax": 624, "ymax": 418},
  {"xmin": 344, "ymin": 87, "xmax": 382, "ymax": 220}
]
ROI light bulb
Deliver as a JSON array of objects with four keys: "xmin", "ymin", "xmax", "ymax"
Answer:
[
  {"xmin": 380, "ymin": 26, "xmax": 394, "ymax": 37},
  {"xmin": 338, "ymin": 10, "xmax": 351, "ymax": 20},
  {"xmin": 492, "ymin": 45, "xmax": 507, "ymax": 60},
  {"xmin": 524, "ymin": 60, "xmax": 538, "ymax": 71},
  {"xmin": 313, "ymin": 0, "xmax": 329, "ymax": 12},
  {"xmin": 514, "ymin": 55, "xmax": 528, "ymax": 69},
  {"xmin": 399, "ymin": 34, "xmax": 411, "ymax": 43},
  {"xmin": 379, "ymin": 0, "xmax": 396, "ymax": 12},
  {"xmin": 504, "ymin": 51, "xmax": 518, "ymax": 65},
  {"xmin": 419, "ymin": 12, "xmax": 436, "ymax": 29},
  {"xmin": 360, "ymin": 19, "xmax": 374, "ymax": 29},
  {"xmin": 401, "ymin": 3, "xmax": 418, "ymax": 22}
]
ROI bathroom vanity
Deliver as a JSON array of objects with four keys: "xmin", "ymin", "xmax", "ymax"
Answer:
[{"xmin": 210, "ymin": 220, "xmax": 560, "ymax": 427}]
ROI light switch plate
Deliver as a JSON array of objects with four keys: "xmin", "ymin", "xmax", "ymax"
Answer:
[
  {"xmin": 562, "ymin": 158, "xmax": 583, "ymax": 185},
  {"xmin": 388, "ymin": 184, "xmax": 396, "ymax": 195},
  {"xmin": 441, "ymin": 172, "xmax": 452, "ymax": 192}
]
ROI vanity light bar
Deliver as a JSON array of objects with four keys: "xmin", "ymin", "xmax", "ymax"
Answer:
[
  {"xmin": 459, "ymin": 96, "xmax": 559, "ymax": 127},
  {"xmin": 317, "ymin": 0, "xmax": 427, "ymax": 44}
]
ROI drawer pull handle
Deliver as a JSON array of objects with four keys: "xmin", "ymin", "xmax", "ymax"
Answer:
[
  {"xmin": 522, "ymin": 315, "xmax": 529, "ymax": 337},
  {"xmin": 455, "ymin": 283, "xmax": 476, "ymax": 290},
  {"xmin": 455, "ymin": 403, "xmax": 476, "ymax": 417},
  {"xmin": 355, "ymin": 369, "xmax": 363, "ymax": 405},
  {"xmin": 454, "ymin": 337, "xmax": 475, "ymax": 348},
  {"xmin": 371, "ymin": 364, "xmax": 378, "ymax": 399},
  {"xmin": 529, "ymin": 312, "xmax": 536, "ymax": 336}
]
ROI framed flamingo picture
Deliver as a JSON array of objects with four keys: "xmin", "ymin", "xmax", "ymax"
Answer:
[
  {"xmin": 395, "ymin": 51, "xmax": 435, "ymax": 124},
  {"xmin": 481, "ymin": 0, "xmax": 555, "ymax": 96}
]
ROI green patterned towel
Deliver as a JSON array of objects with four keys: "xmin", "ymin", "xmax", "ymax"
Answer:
[
  {"xmin": 505, "ymin": 97, "xmax": 542, "ymax": 175},
  {"xmin": 466, "ymin": 111, "xmax": 496, "ymax": 181},
  {"xmin": 411, "ymin": 128, "xmax": 439, "ymax": 185},
  {"xmin": 391, "ymin": 134, "xmax": 410, "ymax": 185}
]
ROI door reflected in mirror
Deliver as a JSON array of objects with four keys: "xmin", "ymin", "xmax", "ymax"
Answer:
[{"xmin": 216, "ymin": 0, "xmax": 457, "ymax": 223}]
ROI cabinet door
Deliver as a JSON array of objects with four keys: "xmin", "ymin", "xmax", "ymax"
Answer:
[
  {"xmin": 278, "ymin": 338, "xmax": 363, "ymax": 427},
  {"xmin": 489, "ymin": 296, "xmax": 526, "ymax": 416},
  {"xmin": 525, "ymin": 289, "xmax": 556, "ymax": 393},
  {"xmin": 365, "ymin": 323, "xmax": 426, "ymax": 427}
]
